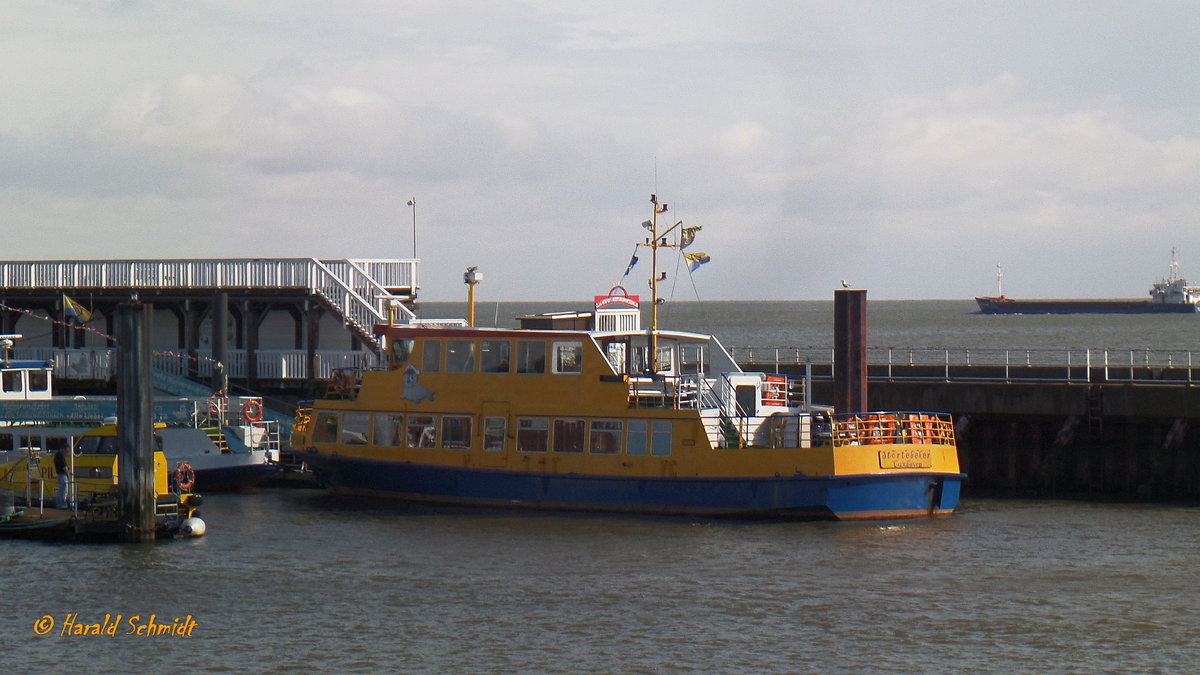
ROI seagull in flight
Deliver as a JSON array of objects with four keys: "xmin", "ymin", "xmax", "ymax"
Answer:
[{"xmin": 840, "ymin": 279, "xmax": 850, "ymax": 288}]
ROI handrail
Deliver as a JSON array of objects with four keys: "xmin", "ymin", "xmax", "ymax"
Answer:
[{"xmin": 730, "ymin": 346, "xmax": 1200, "ymax": 386}]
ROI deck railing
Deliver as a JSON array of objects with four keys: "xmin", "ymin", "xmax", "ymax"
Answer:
[
  {"xmin": 0, "ymin": 258, "xmax": 419, "ymax": 349},
  {"xmin": 731, "ymin": 346, "xmax": 1200, "ymax": 386}
]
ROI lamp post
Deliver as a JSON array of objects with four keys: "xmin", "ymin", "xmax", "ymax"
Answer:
[{"xmin": 406, "ymin": 198, "xmax": 417, "ymax": 258}]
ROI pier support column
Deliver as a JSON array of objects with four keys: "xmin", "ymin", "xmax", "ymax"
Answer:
[
  {"xmin": 211, "ymin": 292, "xmax": 228, "ymax": 394},
  {"xmin": 116, "ymin": 300, "xmax": 156, "ymax": 543},
  {"xmin": 833, "ymin": 289, "xmax": 868, "ymax": 414}
]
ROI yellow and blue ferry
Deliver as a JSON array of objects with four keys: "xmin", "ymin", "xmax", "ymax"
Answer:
[{"xmin": 292, "ymin": 197, "xmax": 963, "ymax": 520}]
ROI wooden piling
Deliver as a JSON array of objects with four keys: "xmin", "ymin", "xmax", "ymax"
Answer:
[{"xmin": 116, "ymin": 300, "xmax": 156, "ymax": 542}]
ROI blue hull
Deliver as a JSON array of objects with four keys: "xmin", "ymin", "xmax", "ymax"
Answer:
[{"xmin": 303, "ymin": 453, "xmax": 963, "ymax": 521}]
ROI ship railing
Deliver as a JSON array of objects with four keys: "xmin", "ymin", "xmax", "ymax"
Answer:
[
  {"xmin": 730, "ymin": 346, "xmax": 1200, "ymax": 386},
  {"xmin": 830, "ymin": 412, "xmax": 955, "ymax": 448},
  {"xmin": 15, "ymin": 347, "xmax": 380, "ymax": 381}
]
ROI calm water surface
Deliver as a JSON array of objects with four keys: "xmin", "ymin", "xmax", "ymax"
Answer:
[
  {"xmin": 6, "ymin": 301, "xmax": 1200, "ymax": 672},
  {"xmin": 5, "ymin": 491, "xmax": 1200, "ymax": 673}
]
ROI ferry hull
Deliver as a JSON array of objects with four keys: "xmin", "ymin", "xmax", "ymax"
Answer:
[
  {"xmin": 193, "ymin": 462, "xmax": 280, "ymax": 492},
  {"xmin": 975, "ymin": 296, "xmax": 1199, "ymax": 315},
  {"xmin": 304, "ymin": 453, "xmax": 963, "ymax": 521}
]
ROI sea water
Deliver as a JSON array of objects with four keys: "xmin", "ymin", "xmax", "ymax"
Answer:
[{"xmin": 5, "ymin": 301, "xmax": 1200, "ymax": 672}]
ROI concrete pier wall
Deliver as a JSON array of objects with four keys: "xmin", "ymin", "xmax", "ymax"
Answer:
[{"xmin": 747, "ymin": 361, "xmax": 1200, "ymax": 502}]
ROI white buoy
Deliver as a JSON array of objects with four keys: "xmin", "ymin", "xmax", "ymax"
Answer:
[{"xmin": 180, "ymin": 517, "xmax": 206, "ymax": 537}]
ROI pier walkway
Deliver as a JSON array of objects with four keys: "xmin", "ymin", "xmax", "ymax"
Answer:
[{"xmin": 0, "ymin": 257, "xmax": 418, "ymax": 394}]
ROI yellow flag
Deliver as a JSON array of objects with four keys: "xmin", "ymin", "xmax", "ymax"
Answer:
[{"xmin": 63, "ymin": 294, "xmax": 92, "ymax": 324}]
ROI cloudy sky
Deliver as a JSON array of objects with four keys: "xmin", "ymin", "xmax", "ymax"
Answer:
[{"xmin": 2, "ymin": 1, "xmax": 1198, "ymax": 302}]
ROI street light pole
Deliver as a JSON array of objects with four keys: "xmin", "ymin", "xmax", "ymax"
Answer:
[{"xmin": 406, "ymin": 197, "xmax": 417, "ymax": 258}]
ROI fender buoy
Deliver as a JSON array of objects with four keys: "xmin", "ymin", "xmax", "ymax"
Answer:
[
  {"xmin": 174, "ymin": 462, "xmax": 195, "ymax": 492},
  {"xmin": 242, "ymin": 399, "xmax": 264, "ymax": 423}
]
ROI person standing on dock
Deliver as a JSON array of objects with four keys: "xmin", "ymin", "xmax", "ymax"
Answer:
[{"xmin": 54, "ymin": 445, "xmax": 70, "ymax": 509}]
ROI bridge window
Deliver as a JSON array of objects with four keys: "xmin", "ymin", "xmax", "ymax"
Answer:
[
  {"xmin": 589, "ymin": 420, "xmax": 622, "ymax": 454},
  {"xmin": 407, "ymin": 414, "xmax": 437, "ymax": 449},
  {"xmin": 651, "ymin": 421, "xmax": 673, "ymax": 456},
  {"xmin": 441, "ymin": 415, "xmax": 472, "ymax": 450},
  {"xmin": 516, "ymin": 341, "xmax": 546, "ymax": 374},
  {"xmin": 390, "ymin": 338, "xmax": 415, "ymax": 366},
  {"xmin": 481, "ymin": 340, "xmax": 511, "ymax": 373},
  {"xmin": 373, "ymin": 413, "xmax": 405, "ymax": 447},
  {"xmin": 422, "ymin": 339, "xmax": 442, "ymax": 373},
  {"xmin": 552, "ymin": 341, "xmax": 583, "ymax": 374},
  {"xmin": 28, "ymin": 370, "xmax": 48, "ymax": 393},
  {"xmin": 312, "ymin": 412, "xmax": 339, "ymax": 444},
  {"xmin": 553, "ymin": 419, "xmax": 585, "ymax": 453},
  {"xmin": 517, "ymin": 417, "xmax": 548, "ymax": 452},
  {"xmin": 627, "ymin": 420, "xmax": 648, "ymax": 456},
  {"xmin": 446, "ymin": 340, "xmax": 476, "ymax": 373},
  {"xmin": 2, "ymin": 371, "xmax": 22, "ymax": 394},
  {"xmin": 483, "ymin": 417, "xmax": 506, "ymax": 451}
]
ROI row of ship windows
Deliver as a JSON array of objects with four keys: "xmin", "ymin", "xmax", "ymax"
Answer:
[
  {"xmin": 392, "ymin": 338, "xmax": 584, "ymax": 375},
  {"xmin": 1, "ymin": 370, "xmax": 49, "ymax": 395},
  {"xmin": 311, "ymin": 411, "xmax": 674, "ymax": 456}
]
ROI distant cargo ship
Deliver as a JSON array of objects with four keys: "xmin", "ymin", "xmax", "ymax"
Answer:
[{"xmin": 976, "ymin": 254, "xmax": 1200, "ymax": 315}]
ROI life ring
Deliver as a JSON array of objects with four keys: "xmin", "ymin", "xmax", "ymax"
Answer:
[
  {"xmin": 208, "ymin": 396, "xmax": 224, "ymax": 416},
  {"xmin": 329, "ymin": 369, "xmax": 351, "ymax": 394},
  {"xmin": 242, "ymin": 399, "xmax": 264, "ymax": 423},
  {"xmin": 174, "ymin": 462, "xmax": 196, "ymax": 492}
]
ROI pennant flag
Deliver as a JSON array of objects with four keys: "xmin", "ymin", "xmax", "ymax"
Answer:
[
  {"xmin": 623, "ymin": 253, "xmax": 640, "ymax": 277},
  {"xmin": 63, "ymin": 294, "xmax": 92, "ymax": 324},
  {"xmin": 684, "ymin": 252, "xmax": 711, "ymax": 272},
  {"xmin": 680, "ymin": 225, "xmax": 702, "ymax": 249}
]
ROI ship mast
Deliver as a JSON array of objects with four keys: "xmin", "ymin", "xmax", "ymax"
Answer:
[{"xmin": 644, "ymin": 193, "xmax": 683, "ymax": 371}]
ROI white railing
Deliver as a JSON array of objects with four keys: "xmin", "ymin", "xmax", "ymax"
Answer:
[
  {"xmin": 15, "ymin": 347, "xmax": 379, "ymax": 381},
  {"xmin": 0, "ymin": 257, "xmax": 419, "ymax": 350},
  {"xmin": 729, "ymin": 346, "xmax": 1200, "ymax": 385}
]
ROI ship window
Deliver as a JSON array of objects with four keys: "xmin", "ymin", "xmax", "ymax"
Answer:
[
  {"xmin": 390, "ymin": 338, "xmax": 415, "ymax": 366},
  {"xmin": 605, "ymin": 342, "xmax": 628, "ymax": 374},
  {"xmin": 516, "ymin": 418, "xmax": 548, "ymax": 452},
  {"xmin": 422, "ymin": 339, "xmax": 442, "ymax": 373},
  {"xmin": 373, "ymin": 413, "xmax": 405, "ymax": 447},
  {"xmin": 651, "ymin": 421, "xmax": 672, "ymax": 456},
  {"xmin": 480, "ymin": 340, "xmax": 511, "ymax": 373},
  {"xmin": 46, "ymin": 436, "xmax": 69, "ymax": 452},
  {"xmin": 446, "ymin": 340, "xmax": 477, "ymax": 373},
  {"xmin": 28, "ymin": 370, "xmax": 49, "ymax": 392},
  {"xmin": 313, "ymin": 412, "xmax": 339, "ymax": 444},
  {"xmin": 589, "ymin": 420, "xmax": 622, "ymax": 454},
  {"xmin": 2, "ymin": 370, "xmax": 22, "ymax": 393},
  {"xmin": 20, "ymin": 435, "xmax": 41, "ymax": 450},
  {"xmin": 656, "ymin": 346, "xmax": 672, "ymax": 372},
  {"xmin": 552, "ymin": 341, "xmax": 583, "ymax": 374},
  {"xmin": 553, "ymin": 419, "xmax": 585, "ymax": 453},
  {"xmin": 441, "ymin": 415, "xmax": 472, "ymax": 450},
  {"xmin": 516, "ymin": 341, "xmax": 546, "ymax": 374},
  {"xmin": 627, "ymin": 419, "xmax": 648, "ymax": 456},
  {"xmin": 407, "ymin": 414, "xmax": 437, "ymax": 449},
  {"xmin": 484, "ymin": 417, "xmax": 506, "ymax": 451},
  {"xmin": 341, "ymin": 412, "xmax": 370, "ymax": 445},
  {"xmin": 0, "ymin": 433, "xmax": 11, "ymax": 451}
]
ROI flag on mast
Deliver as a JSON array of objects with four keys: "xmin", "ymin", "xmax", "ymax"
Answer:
[
  {"xmin": 63, "ymin": 294, "xmax": 92, "ymax": 324},
  {"xmin": 679, "ymin": 225, "xmax": 702, "ymax": 249},
  {"xmin": 683, "ymin": 252, "xmax": 711, "ymax": 272}
]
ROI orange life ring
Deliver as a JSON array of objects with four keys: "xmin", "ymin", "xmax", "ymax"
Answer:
[
  {"xmin": 208, "ymin": 396, "xmax": 224, "ymax": 416},
  {"xmin": 174, "ymin": 462, "xmax": 196, "ymax": 492},
  {"xmin": 242, "ymin": 399, "xmax": 264, "ymax": 423}
]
